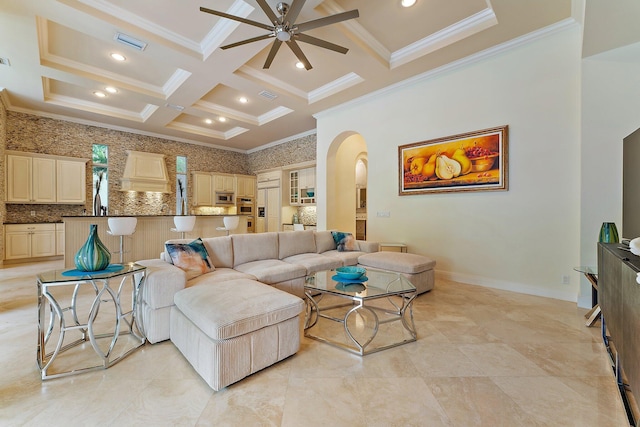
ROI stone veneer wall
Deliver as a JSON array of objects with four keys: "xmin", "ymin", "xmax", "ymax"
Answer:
[
  {"xmin": 247, "ymin": 133, "xmax": 316, "ymax": 172},
  {"xmin": 5, "ymin": 112, "xmax": 251, "ymax": 222}
]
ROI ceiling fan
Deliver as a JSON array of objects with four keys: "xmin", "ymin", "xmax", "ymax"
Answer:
[{"xmin": 200, "ymin": 0, "xmax": 359, "ymax": 70}]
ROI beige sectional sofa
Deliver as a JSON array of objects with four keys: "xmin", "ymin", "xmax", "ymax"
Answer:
[{"xmin": 137, "ymin": 230, "xmax": 379, "ymax": 344}]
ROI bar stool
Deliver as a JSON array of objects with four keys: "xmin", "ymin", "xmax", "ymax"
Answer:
[
  {"xmin": 216, "ymin": 216, "xmax": 240, "ymax": 236},
  {"xmin": 172, "ymin": 216, "xmax": 196, "ymax": 239},
  {"xmin": 107, "ymin": 217, "xmax": 137, "ymax": 264}
]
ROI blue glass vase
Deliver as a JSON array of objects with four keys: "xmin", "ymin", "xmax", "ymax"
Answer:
[
  {"xmin": 598, "ymin": 222, "xmax": 619, "ymax": 243},
  {"xmin": 74, "ymin": 224, "xmax": 111, "ymax": 271}
]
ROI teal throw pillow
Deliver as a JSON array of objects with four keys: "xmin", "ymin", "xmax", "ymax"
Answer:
[
  {"xmin": 331, "ymin": 231, "xmax": 357, "ymax": 252},
  {"xmin": 165, "ymin": 238, "xmax": 214, "ymax": 279}
]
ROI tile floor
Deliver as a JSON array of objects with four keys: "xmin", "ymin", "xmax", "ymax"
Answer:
[{"xmin": 0, "ymin": 260, "xmax": 630, "ymax": 426}]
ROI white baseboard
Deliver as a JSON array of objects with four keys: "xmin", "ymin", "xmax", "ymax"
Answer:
[{"xmin": 435, "ymin": 269, "xmax": 579, "ymax": 303}]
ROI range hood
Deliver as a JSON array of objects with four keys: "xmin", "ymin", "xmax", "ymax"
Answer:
[{"xmin": 120, "ymin": 150, "xmax": 170, "ymax": 193}]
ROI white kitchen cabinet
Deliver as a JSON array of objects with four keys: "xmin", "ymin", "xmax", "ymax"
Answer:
[
  {"xmin": 32, "ymin": 157, "xmax": 57, "ymax": 203},
  {"xmin": 289, "ymin": 167, "xmax": 316, "ymax": 206},
  {"xmin": 56, "ymin": 159, "xmax": 86, "ymax": 203},
  {"xmin": 6, "ymin": 152, "xmax": 86, "ymax": 204},
  {"xmin": 235, "ymin": 175, "xmax": 256, "ymax": 198},
  {"xmin": 5, "ymin": 223, "xmax": 57, "ymax": 260},
  {"xmin": 6, "ymin": 155, "xmax": 56, "ymax": 203},
  {"xmin": 192, "ymin": 172, "xmax": 214, "ymax": 206},
  {"xmin": 299, "ymin": 167, "xmax": 316, "ymax": 191},
  {"xmin": 214, "ymin": 173, "xmax": 236, "ymax": 193}
]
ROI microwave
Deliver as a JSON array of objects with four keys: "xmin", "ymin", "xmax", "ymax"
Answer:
[{"xmin": 215, "ymin": 192, "xmax": 235, "ymax": 205}]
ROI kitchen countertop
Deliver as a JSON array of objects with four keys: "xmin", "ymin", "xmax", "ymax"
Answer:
[
  {"xmin": 4, "ymin": 221, "xmax": 64, "ymax": 224},
  {"xmin": 61, "ymin": 214, "xmax": 248, "ymax": 218}
]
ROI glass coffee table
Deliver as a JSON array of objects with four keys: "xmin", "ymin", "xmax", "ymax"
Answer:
[{"xmin": 304, "ymin": 268, "xmax": 417, "ymax": 355}]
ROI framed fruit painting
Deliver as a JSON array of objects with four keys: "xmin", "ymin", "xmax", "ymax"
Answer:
[{"xmin": 399, "ymin": 125, "xmax": 508, "ymax": 195}]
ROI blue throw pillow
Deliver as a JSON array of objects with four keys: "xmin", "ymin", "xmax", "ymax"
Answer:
[
  {"xmin": 165, "ymin": 238, "xmax": 214, "ymax": 279},
  {"xmin": 331, "ymin": 231, "xmax": 357, "ymax": 252}
]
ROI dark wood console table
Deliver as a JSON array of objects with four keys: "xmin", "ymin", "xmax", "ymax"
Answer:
[{"xmin": 598, "ymin": 243, "xmax": 640, "ymax": 426}]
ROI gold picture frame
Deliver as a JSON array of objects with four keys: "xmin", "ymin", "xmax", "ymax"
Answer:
[{"xmin": 399, "ymin": 125, "xmax": 508, "ymax": 195}]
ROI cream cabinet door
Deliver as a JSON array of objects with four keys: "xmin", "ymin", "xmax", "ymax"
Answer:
[
  {"xmin": 214, "ymin": 174, "xmax": 235, "ymax": 192},
  {"xmin": 6, "ymin": 155, "xmax": 32, "ymax": 202},
  {"xmin": 236, "ymin": 176, "xmax": 256, "ymax": 198},
  {"xmin": 244, "ymin": 176, "xmax": 256, "ymax": 198},
  {"xmin": 4, "ymin": 226, "xmax": 31, "ymax": 259},
  {"xmin": 4, "ymin": 224, "xmax": 56, "ymax": 259},
  {"xmin": 56, "ymin": 160, "xmax": 86, "ymax": 203},
  {"xmin": 31, "ymin": 226, "xmax": 56, "ymax": 257},
  {"xmin": 192, "ymin": 172, "xmax": 213, "ymax": 206},
  {"xmin": 32, "ymin": 157, "xmax": 57, "ymax": 203}
]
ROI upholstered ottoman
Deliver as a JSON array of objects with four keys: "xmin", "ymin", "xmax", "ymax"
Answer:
[
  {"xmin": 358, "ymin": 252, "xmax": 436, "ymax": 294},
  {"xmin": 170, "ymin": 279, "xmax": 304, "ymax": 391}
]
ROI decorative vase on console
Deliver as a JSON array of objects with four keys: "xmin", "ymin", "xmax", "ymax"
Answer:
[
  {"xmin": 598, "ymin": 222, "xmax": 619, "ymax": 243},
  {"xmin": 74, "ymin": 224, "xmax": 111, "ymax": 271}
]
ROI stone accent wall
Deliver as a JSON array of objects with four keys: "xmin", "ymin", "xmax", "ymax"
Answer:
[
  {"xmin": 5, "ymin": 112, "xmax": 252, "ymax": 221},
  {"xmin": 247, "ymin": 133, "xmax": 316, "ymax": 172}
]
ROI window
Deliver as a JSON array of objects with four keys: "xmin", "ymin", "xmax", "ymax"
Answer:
[
  {"xmin": 176, "ymin": 155, "xmax": 187, "ymax": 215},
  {"xmin": 92, "ymin": 144, "xmax": 108, "ymax": 215}
]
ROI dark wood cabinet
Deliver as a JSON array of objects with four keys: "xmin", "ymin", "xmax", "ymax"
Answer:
[{"xmin": 598, "ymin": 243, "xmax": 640, "ymax": 424}]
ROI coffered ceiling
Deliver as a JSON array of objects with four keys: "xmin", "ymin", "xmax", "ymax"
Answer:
[{"xmin": 0, "ymin": 0, "xmax": 573, "ymax": 152}]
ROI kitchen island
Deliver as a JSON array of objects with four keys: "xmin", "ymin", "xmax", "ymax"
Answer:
[{"xmin": 63, "ymin": 215, "xmax": 248, "ymax": 269}]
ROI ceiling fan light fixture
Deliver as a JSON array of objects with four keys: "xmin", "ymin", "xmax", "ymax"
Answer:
[
  {"xmin": 275, "ymin": 27, "xmax": 291, "ymax": 42},
  {"xmin": 401, "ymin": 0, "xmax": 417, "ymax": 7},
  {"xmin": 200, "ymin": 1, "xmax": 359, "ymax": 70},
  {"xmin": 295, "ymin": 61, "xmax": 305, "ymax": 69}
]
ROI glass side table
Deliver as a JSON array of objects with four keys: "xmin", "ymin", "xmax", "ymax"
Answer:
[
  {"xmin": 36, "ymin": 263, "xmax": 146, "ymax": 379},
  {"xmin": 574, "ymin": 266, "xmax": 599, "ymax": 327}
]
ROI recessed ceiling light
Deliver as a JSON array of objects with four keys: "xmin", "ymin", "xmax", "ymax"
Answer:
[
  {"xmin": 110, "ymin": 53, "xmax": 126, "ymax": 61},
  {"xmin": 238, "ymin": 96, "xmax": 248, "ymax": 103},
  {"xmin": 105, "ymin": 86, "xmax": 118, "ymax": 94},
  {"xmin": 218, "ymin": 117, "xmax": 227, "ymax": 122},
  {"xmin": 401, "ymin": 0, "xmax": 416, "ymax": 7},
  {"xmin": 93, "ymin": 91, "xmax": 106, "ymax": 98},
  {"xmin": 204, "ymin": 119, "xmax": 213, "ymax": 124},
  {"xmin": 295, "ymin": 61, "xmax": 305, "ymax": 69}
]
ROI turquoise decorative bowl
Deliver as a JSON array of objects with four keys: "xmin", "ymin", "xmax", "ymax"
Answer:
[{"xmin": 335, "ymin": 266, "xmax": 366, "ymax": 280}]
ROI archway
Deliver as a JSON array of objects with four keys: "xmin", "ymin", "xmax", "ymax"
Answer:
[{"xmin": 324, "ymin": 132, "xmax": 368, "ymax": 234}]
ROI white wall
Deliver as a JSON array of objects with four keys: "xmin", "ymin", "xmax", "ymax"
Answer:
[
  {"xmin": 317, "ymin": 26, "xmax": 582, "ymax": 302},
  {"xmin": 579, "ymin": 41, "xmax": 640, "ymax": 306}
]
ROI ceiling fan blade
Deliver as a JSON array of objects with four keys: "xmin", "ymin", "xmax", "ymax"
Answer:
[
  {"xmin": 295, "ymin": 9, "xmax": 359, "ymax": 32},
  {"xmin": 200, "ymin": 6, "xmax": 273, "ymax": 31},
  {"xmin": 263, "ymin": 40, "xmax": 283, "ymax": 69},
  {"xmin": 286, "ymin": 39, "xmax": 312, "ymax": 70},
  {"xmin": 284, "ymin": 0, "xmax": 306, "ymax": 25},
  {"xmin": 255, "ymin": 0, "xmax": 279, "ymax": 24},
  {"xmin": 221, "ymin": 34, "xmax": 274, "ymax": 50},
  {"xmin": 296, "ymin": 33, "xmax": 348, "ymax": 54}
]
